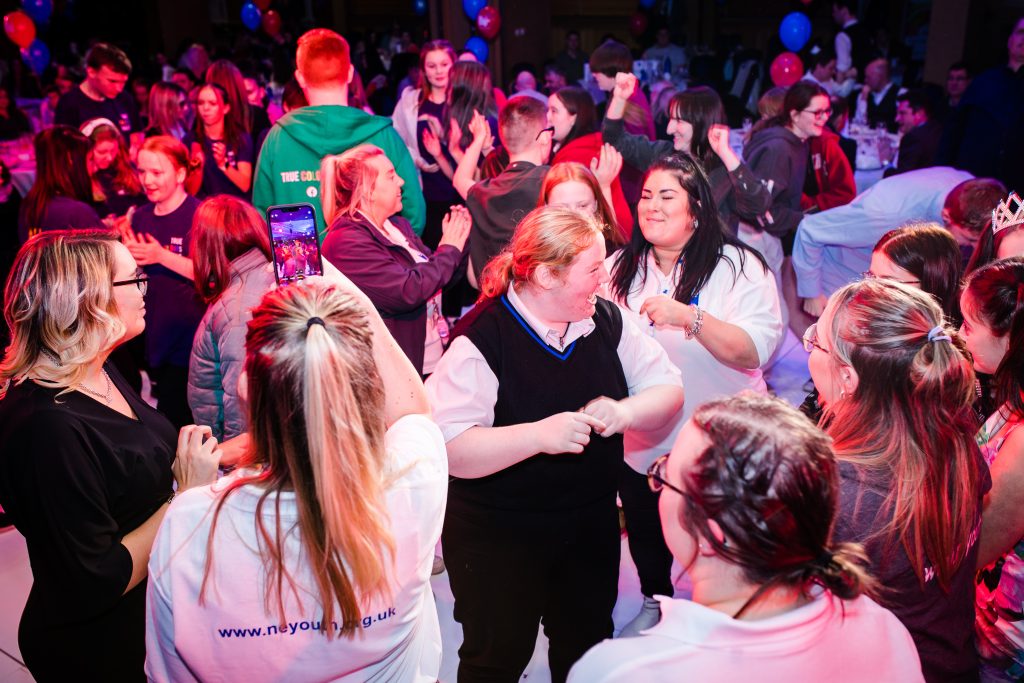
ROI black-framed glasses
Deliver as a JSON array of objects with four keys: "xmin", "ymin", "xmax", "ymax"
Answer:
[
  {"xmin": 535, "ymin": 125, "xmax": 555, "ymax": 141},
  {"xmin": 113, "ymin": 275, "xmax": 149, "ymax": 295},
  {"xmin": 647, "ymin": 453, "xmax": 686, "ymax": 496},
  {"xmin": 860, "ymin": 270, "xmax": 921, "ymax": 286},
  {"xmin": 802, "ymin": 107, "xmax": 833, "ymax": 119},
  {"xmin": 802, "ymin": 322, "xmax": 829, "ymax": 354}
]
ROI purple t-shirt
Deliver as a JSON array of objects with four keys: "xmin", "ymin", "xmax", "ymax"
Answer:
[
  {"xmin": 17, "ymin": 196, "xmax": 102, "ymax": 244},
  {"xmin": 132, "ymin": 195, "xmax": 206, "ymax": 368},
  {"xmin": 833, "ymin": 459, "xmax": 989, "ymax": 683}
]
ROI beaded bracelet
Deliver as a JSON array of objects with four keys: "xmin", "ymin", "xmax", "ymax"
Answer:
[{"xmin": 688, "ymin": 304, "xmax": 704, "ymax": 338}]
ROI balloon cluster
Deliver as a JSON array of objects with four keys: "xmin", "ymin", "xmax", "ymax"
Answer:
[
  {"xmin": 4, "ymin": 0, "xmax": 53, "ymax": 75},
  {"xmin": 460, "ymin": 0, "xmax": 501, "ymax": 63},
  {"xmin": 769, "ymin": 12, "xmax": 812, "ymax": 87},
  {"xmin": 240, "ymin": 0, "xmax": 282, "ymax": 37}
]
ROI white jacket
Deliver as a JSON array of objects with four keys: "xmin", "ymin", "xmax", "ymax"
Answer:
[{"xmin": 392, "ymin": 86, "xmax": 425, "ymax": 185}]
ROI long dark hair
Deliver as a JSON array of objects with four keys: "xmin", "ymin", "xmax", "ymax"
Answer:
[
  {"xmin": 552, "ymin": 86, "xmax": 597, "ymax": 149},
  {"xmin": 445, "ymin": 61, "xmax": 496, "ymax": 151},
  {"xmin": 666, "ymin": 86, "xmax": 727, "ymax": 169},
  {"xmin": 23, "ymin": 126, "xmax": 95, "ymax": 229},
  {"xmin": 750, "ymin": 81, "xmax": 828, "ymax": 137},
  {"xmin": 874, "ymin": 223, "xmax": 963, "ymax": 323},
  {"xmin": 962, "ymin": 256, "xmax": 1024, "ymax": 419},
  {"xmin": 194, "ymin": 82, "xmax": 244, "ymax": 152},
  {"xmin": 610, "ymin": 152, "xmax": 767, "ymax": 307}
]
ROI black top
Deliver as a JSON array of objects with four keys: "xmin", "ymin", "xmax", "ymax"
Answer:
[
  {"xmin": 131, "ymin": 195, "xmax": 206, "ymax": 367},
  {"xmin": 0, "ymin": 363, "xmax": 175, "ymax": 681},
  {"xmin": 17, "ymin": 195, "xmax": 103, "ymax": 244},
  {"xmin": 450, "ymin": 295, "xmax": 628, "ymax": 511},
  {"xmin": 833, "ymin": 459, "xmax": 989, "ymax": 683},
  {"xmin": 55, "ymin": 87, "xmax": 141, "ymax": 142},
  {"xmin": 466, "ymin": 161, "xmax": 548, "ymax": 282}
]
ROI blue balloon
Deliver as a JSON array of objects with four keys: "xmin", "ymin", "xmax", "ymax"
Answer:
[
  {"xmin": 779, "ymin": 12, "xmax": 811, "ymax": 52},
  {"xmin": 464, "ymin": 36, "xmax": 488, "ymax": 63},
  {"xmin": 462, "ymin": 0, "xmax": 485, "ymax": 21},
  {"xmin": 413, "ymin": 0, "xmax": 427, "ymax": 15},
  {"xmin": 21, "ymin": 0, "xmax": 52, "ymax": 25},
  {"xmin": 241, "ymin": 2, "xmax": 262, "ymax": 31},
  {"xmin": 639, "ymin": 0, "xmax": 656, "ymax": 7},
  {"xmin": 20, "ymin": 39, "xmax": 49, "ymax": 75}
]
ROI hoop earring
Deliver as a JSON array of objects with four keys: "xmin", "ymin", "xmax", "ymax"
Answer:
[{"xmin": 692, "ymin": 218, "xmax": 699, "ymax": 230}]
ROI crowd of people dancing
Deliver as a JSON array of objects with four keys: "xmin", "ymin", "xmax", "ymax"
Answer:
[{"xmin": 1, "ymin": 7, "xmax": 1024, "ymax": 683}]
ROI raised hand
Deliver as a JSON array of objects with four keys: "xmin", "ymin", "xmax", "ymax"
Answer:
[
  {"xmin": 590, "ymin": 143, "xmax": 623, "ymax": 189},
  {"xmin": 439, "ymin": 205, "xmax": 472, "ymax": 252}
]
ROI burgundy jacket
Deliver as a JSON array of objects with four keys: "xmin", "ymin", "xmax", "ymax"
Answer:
[{"xmin": 322, "ymin": 212, "xmax": 464, "ymax": 373}]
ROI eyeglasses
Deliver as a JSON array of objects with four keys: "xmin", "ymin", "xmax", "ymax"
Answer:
[
  {"xmin": 536, "ymin": 126, "xmax": 555, "ymax": 141},
  {"xmin": 860, "ymin": 270, "xmax": 921, "ymax": 286},
  {"xmin": 802, "ymin": 322, "xmax": 830, "ymax": 354},
  {"xmin": 647, "ymin": 453, "xmax": 686, "ymax": 496},
  {"xmin": 113, "ymin": 275, "xmax": 149, "ymax": 295},
  {"xmin": 802, "ymin": 107, "xmax": 833, "ymax": 119}
]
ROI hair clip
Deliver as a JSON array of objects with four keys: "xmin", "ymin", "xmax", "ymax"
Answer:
[{"xmin": 992, "ymin": 192, "xmax": 1024, "ymax": 235}]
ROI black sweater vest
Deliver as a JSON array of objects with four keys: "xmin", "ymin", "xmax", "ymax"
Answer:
[{"xmin": 450, "ymin": 294, "xmax": 629, "ymax": 512}]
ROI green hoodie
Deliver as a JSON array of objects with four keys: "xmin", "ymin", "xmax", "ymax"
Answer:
[{"xmin": 253, "ymin": 104, "xmax": 425, "ymax": 239}]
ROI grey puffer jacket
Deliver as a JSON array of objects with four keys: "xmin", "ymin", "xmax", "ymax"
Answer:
[{"xmin": 187, "ymin": 248, "xmax": 276, "ymax": 440}]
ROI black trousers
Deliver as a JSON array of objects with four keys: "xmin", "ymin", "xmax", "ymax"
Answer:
[
  {"xmin": 619, "ymin": 461, "xmax": 674, "ymax": 598},
  {"xmin": 442, "ymin": 494, "xmax": 620, "ymax": 683},
  {"xmin": 150, "ymin": 364, "xmax": 192, "ymax": 430}
]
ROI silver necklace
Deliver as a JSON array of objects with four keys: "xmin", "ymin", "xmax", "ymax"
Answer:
[{"xmin": 77, "ymin": 369, "xmax": 112, "ymax": 404}]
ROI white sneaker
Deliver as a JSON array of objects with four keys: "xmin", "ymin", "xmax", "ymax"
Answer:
[{"xmin": 617, "ymin": 597, "xmax": 661, "ymax": 637}]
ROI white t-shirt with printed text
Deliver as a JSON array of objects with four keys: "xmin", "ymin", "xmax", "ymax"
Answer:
[{"xmin": 145, "ymin": 414, "xmax": 448, "ymax": 683}]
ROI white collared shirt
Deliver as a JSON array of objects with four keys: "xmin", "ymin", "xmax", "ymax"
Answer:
[
  {"xmin": 425, "ymin": 285, "xmax": 682, "ymax": 444},
  {"xmin": 608, "ymin": 247, "xmax": 783, "ymax": 473}
]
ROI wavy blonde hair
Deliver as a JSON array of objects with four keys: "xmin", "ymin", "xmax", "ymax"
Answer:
[
  {"xmin": 201, "ymin": 280, "xmax": 395, "ymax": 637},
  {"xmin": 1, "ymin": 230, "xmax": 125, "ymax": 396},
  {"xmin": 479, "ymin": 205, "xmax": 602, "ymax": 300},
  {"xmin": 319, "ymin": 144, "xmax": 385, "ymax": 227}
]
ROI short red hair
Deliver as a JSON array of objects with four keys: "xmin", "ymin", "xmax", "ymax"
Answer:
[{"xmin": 296, "ymin": 29, "xmax": 351, "ymax": 88}]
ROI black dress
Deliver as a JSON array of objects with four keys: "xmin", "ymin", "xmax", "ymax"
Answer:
[{"xmin": 0, "ymin": 363, "xmax": 176, "ymax": 682}]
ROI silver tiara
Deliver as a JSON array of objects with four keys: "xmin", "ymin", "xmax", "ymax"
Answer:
[{"xmin": 993, "ymin": 192, "xmax": 1024, "ymax": 235}]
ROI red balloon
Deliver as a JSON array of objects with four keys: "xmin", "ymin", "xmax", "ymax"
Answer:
[
  {"xmin": 4, "ymin": 11, "xmax": 35, "ymax": 49},
  {"xmin": 262, "ymin": 9, "xmax": 282, "ymax": 37},
  {"xmin": 629, "ymin": 12, "xmax": 648, "ymax": 38},
  {"xmin": 254, "ymin": 0, "xmax": 271, "ymax": 9},
  {"xmin": 476, "ymin": 6, "xmax": 501, "ymax": 41},
  {"xmin": 769, "ymin": 52, "xmax": 804, "ymax": 87}
]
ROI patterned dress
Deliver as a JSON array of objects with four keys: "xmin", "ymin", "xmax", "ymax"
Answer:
[{"xmin": 976, "ymin": 406, "xmax": 1024, "ymax": 681}]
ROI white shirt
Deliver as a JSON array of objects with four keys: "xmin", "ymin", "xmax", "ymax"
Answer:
[
  {"xmin": 608, "ymin": 247, "xmax": 783, "ymax": 473},
  {"xmin": 568, "ymin": 591, "xmax": 924, "ymax": 683},
  {"xmin": 145, "ymin": 414, "xmax": 448, "ymax": 683},
  {"xmin": 834, "ymin": 18, "xmax": 858, "ymax": 73},
  {"xmin": 425, "ymin": 285, "xmax": 682, "ymax": 444}
]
